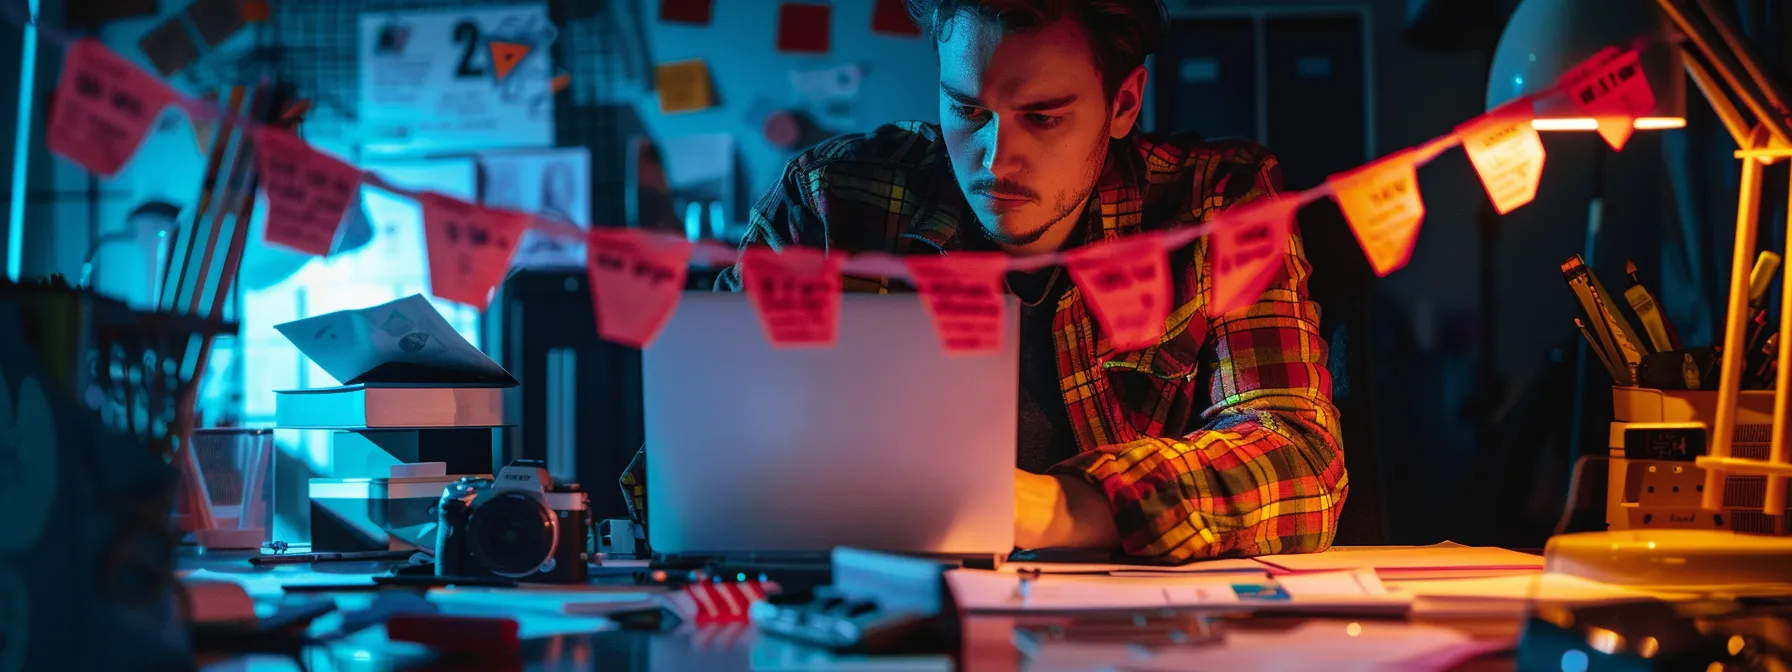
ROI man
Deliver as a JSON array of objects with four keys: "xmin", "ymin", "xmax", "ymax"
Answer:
[{"xmin": 623, "ymin": 0, "xmax": 1346, "ymax": 562}]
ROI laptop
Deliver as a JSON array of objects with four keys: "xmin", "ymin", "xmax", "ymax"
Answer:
[{"xmin": 642, "ymin": 291, "xmax": 1019, "ymax": 565}]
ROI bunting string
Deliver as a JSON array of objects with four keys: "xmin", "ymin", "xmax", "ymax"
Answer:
[{"xmin": 11, "ymin": 0, "xmax": 1674, "ymax": 351}]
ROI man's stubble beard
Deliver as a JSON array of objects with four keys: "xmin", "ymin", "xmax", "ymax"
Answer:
[{"xmin": 979, "ymin": 126, "xmax": 1111, "ymax": 248}]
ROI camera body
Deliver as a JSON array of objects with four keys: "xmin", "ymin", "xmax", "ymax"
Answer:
[{"xmin": 436, "ymin": 460, "xmax": 590, "ymax": 583}]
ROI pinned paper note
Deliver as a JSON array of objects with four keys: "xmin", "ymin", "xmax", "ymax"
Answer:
[
  {"xmin": 1457, "ymin": 104, "xmax": 1547, "ymax": 215},
  {"xmin": 420, "ymin": 194, "xmax": 527, "ymax": 310},
  {"xmin": 905, "ymin": 253, "xmax": 1009, "ymax": 354},
  {"xmin": 254, "ymin": 128, "xmax": 361, "ymax": 256},
  {"xmin": 1330, "ymin": 156, "xmax": 1425, "ymax": 277},
  {"xmin": 586, "ymin": 228, "xmax": 693, "ymax": 349},
  {"xmin": 777, "ymin": 3, "xmax": 832, "ymax": 54},
  {"xmin": 1559, "ymin": 46, "xmax": 1655, "ymax": 150},
  {"xmin": 872, "ymin": 0, "xmax": 921, "ymax": 36},
  {"xmin": 1066, "ymin": 238, "xmax": 1170, "ymax": 351},
  {"xmin": 1209, "ymin": 199, "xmax": 1297, "ymax": 317},
  {"xmin": 742, "ymin": 247, "xmax": 844, "ymax": 347},
  {"xmin": 654, "ymin": 59, "xmax": 714, "ymax": 114},
  {"xmin": 46, "ymin": 40, "xmax": 177, "ymax": 177}
]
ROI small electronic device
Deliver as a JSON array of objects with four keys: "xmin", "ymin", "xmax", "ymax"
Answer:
[
  {"xmin": 749, "ymin": 548, "xmax": 956, "ymax": 654},
  {"xmin": 435, "ymin": 459, "xmax": 591, "ymax": 583}
]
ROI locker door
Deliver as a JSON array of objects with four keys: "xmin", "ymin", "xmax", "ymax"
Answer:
[
  {"xmin": 1152, "ymin": 16, "xmax": 1259, "ymax": 142},
  {"xmin": 1263, "ymin": 14, "xmax": 1369, "ymax": 191}
]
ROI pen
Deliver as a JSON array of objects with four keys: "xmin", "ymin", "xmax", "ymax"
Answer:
[
  {"xmin": 1624, "ymin": 259, "xmax": 1680, "ymax": 351},
  {"xmin": 1577, "ymin": 318, "xmax": 1622, "ymax": 381}
]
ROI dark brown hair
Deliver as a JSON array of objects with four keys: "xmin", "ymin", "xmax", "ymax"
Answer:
[{"xmin": 906, "ymin": 0, "xmax": 1168, "ymax": 101}]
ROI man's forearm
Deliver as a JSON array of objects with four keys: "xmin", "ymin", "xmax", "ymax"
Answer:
[{"xmin": 1015, "ymin": 470, "xmax": 1120, "ymax": 550}]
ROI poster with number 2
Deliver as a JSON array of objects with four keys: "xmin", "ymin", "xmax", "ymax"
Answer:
[{"xmin": 358, "ymin": 6, "xmax": 557, "ymax": 155}]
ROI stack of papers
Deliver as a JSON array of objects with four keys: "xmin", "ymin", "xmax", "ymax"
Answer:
[
  {"xmin": 1253, "ymin": 542, "xmax": 1545, "ymax": 580},
  {"xmin": 1387, "ymin": 573, "xmax": 1701, "ymax": 616},
  {"xmin": 946, "ymin": 568, "xmax": 1410, "ymax": 613}
]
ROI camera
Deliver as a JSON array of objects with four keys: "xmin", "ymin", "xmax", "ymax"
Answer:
[{"xmin": 436, "ymin": 460, "xmax": 590, "ymax": 583}]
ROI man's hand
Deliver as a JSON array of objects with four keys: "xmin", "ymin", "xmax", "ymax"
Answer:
[{"xmin": 1014, "ymin": 469, "xmax": 1121, "ymax": 550}]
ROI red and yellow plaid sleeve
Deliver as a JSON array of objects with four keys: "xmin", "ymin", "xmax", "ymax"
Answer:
[{"xmin": 1052, "ymin": 157, "xmax": 1348, "ymax": 563}]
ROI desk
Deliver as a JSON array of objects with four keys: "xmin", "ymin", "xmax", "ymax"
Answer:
[{"xmin": 183, "ymin": 553, "xmax": 1529, "ymax": 671}]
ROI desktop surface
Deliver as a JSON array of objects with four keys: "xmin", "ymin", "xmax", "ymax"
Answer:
[{"xmin": 641, "ymin": 292, "xmax": 1021, "ymax": 558}]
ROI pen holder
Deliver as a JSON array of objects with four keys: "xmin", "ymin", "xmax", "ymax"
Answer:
[{"xmin": 1607, "ymin": 386, "xmax": 1784, "ymax": 534}]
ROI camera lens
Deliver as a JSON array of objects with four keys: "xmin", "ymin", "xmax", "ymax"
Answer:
[{"xmin": 468, "ymin": 492, "xmax": 556, "ymax": 576}]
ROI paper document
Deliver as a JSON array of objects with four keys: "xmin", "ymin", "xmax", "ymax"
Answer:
[
  {"xmin": 946, "ymin": 569, "xmax": 1409, "ymax": 613},
  {"xmin": 1000, "ymin": 557, "xmax": 1265, "ymax": 576},
  {"xmin": 1115, "ymin": 621, "xmax": 1509, "ymax": 672},
  {"xmin": 427, "ymin": 585, "xmax": 659, "ymax": 616},
  {"xmin": 1389, "ymin": 572, "xmax": 1700, "ymax": 616},
  {"xmin": 1255, "ymin": 542, "xmax": 1543, "ymax": 579},
  {"xmin": 275, "ymin": 294, "xmax": 516, "ymax": 386}
]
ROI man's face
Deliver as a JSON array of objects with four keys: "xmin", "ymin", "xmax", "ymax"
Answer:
[{"xmin": 936, "ymin": 14, "xmax": 1128, "ymax": 251}]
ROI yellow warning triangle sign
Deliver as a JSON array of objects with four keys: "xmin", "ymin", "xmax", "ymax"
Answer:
[{"xmin": 488, "ymin": 41, "xmax": 530, "ymax": 81}]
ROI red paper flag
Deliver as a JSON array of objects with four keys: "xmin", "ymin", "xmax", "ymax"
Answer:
[
  {"xmin": 742, "ymin": 247, "xmax": 843, "ymax": 347},
  {"xmin": 1329, "ymin": 154, "xmax": 1426, "ymax": 277},
  {"xmin": 1457, "ymin": 103, "xmax": 1547, "ymax": 215},
  {"xmin": 46, "ymin": 39, "xmax": 177, "ymax": 177},
  {"xmin": 1559, "ymin": 46, "xmax": 1655, "ymax": 150},
  {"xmin": 777, "ymin": 3, "xmax": 832, "ymax": 54},
  {"xmin": 253, "ymin": 128, "xmax": 361, "ymax": 256},
  {"xmin": 420, "ymin": 194, "xmax": 527, "ymax": 310},
  {"xmin": 905, "ymin": 253, "xmax": 1009, "ymax": 354},
  {"xmin": 872, "ymin": 0, "xmax": 921, "ymax": 36},
  {"xmin": 1209, "ymin": 198, "xmax": 1298, "ymax": 317},
  {"xmin": 1066, "ymin": 237, "xmax": 1171, "ymax": 352},
  {"xmin": 587, "ymin": 228, "xmax": 694, "ymax": 348}
]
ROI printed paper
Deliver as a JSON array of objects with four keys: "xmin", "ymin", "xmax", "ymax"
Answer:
[
  {"xmin": 742, "ymin": 247, "xmax": 844, "ymax": 348},
  {"xmin": 906, "ymin": 253, "xmax": 1009, "ymax": 354},
  {"xmin": 1209, "ymin": 198, "xmax": 1297, "ymax": 317},
  {"xmin": 654, "ymin": 59, "xmax": 714, "ymax": 113},
  {"xmin": 419, "ymin": 193, "xmax": 528, "ymax": 309},
  {"xmin": 1330, "ymin": 155, "xmax": 1426, "ymax": 277},
  {"xmin": 1457, "ymin": 105, "xmax": 1546, "ymax": 214},
  {"xmin": 1559, "ymin": 46, "xmax": 1655, "ymax": 150},
  {"xmin": 46, "ymin": 39, "xmax": 177, "ymax": 177},
  {"xmin": 1066, "ymin": 237, "xmax": 1171, "ymax": 352},
  {"xmin": 587, "ymin": 228, "xmax": 694, "ymax": 349},
  {"xmin": 273, "ymin": 294, "xmax": 515, "ymax": 385},
  {"xmin": 254, "ymin": 128, "xmax": 362, "ymax": 256}
]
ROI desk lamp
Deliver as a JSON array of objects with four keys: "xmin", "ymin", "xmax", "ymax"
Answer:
[{"xmin": 1489, "ymin": 0, "xmax": 1792, "ymax": 590}]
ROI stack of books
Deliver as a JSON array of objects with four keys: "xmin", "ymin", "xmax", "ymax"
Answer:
[{"xmin": 273, "ymin": 294, "xmax": 518, "ymax": 552}]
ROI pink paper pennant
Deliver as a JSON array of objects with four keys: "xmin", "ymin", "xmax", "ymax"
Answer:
[
  {"xmin": 905, "ymin": 252, "xmax": 1009, "ymax": 354},
  {"xmin": 420, "ymin": 193, "xmax": 527, "ymax": 310},
  {"xmin": 1065, "ymin": 237, "xmax": 1171, "ymax": 352},
  {"xmin": 587, "ymin": 228, "xmax": 694, "ymax": 349},
  {"xmin": 254, "ymin": 128, "xmax": 361, "ymax": 256},
  {"xmin": 1209, "ymin": 198, "xmax": 1298, "ymax": 317},
  {"xmin": 46, "ymin": 39, "xmax": 177, "ymax": 177},
  {"xmin": 742, "ymin": 247, "xmax": 844, "ymax": 347}
]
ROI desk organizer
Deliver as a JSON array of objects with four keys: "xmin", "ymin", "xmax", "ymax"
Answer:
[{"xmin": 1607, "ymin": 386, "xmax": 1785, "ymax": 534}]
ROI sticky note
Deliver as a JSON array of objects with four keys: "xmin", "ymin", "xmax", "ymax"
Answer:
[
  {"xmin": 1559, "ymin": 46, "xmax": 1655, "ymax": 150},
  {"xmin": 254, "ymin": 128, "xmax": 362, "ymax": 256},
  {"xmin": 777, "ymin": 3, "xmax": 832, "ymax": 54},
  {"xmin": 1329, "ymin": 155, "xmax": 1425, "ymax": 277},
  {"xmin": 586, "ymin": 228, "xmax": 694, "ymax": 349},
  {"xmin": 872, "ymin": 0, "xmax": 921, "ymax": 36},
  {"xmin": 654, "ymin": 60, "xmax": 714, "ymax": 114},
  {"xmin": 905, "ymin": 253, "xmax": 1009, "ymax": 354},
  {"xmin": 1066, "ymin": 237, "xmax": 1171, "ymax": 352},
  {"xmin": 742, "ymin": 247, "xmax": 843, "ymax": 347},
  {"xmin": 46, "ymin": 40, "xmax": 178, "ymax": 178},
  {"xmin": 1457, "ymin": 103, "xmax": 1547, "ymax": 215},
  {"xmin": 1209, "ymin": 198, "xmax": 1297, "ymax": 317},
  {"xmin": 420, "ymin": 194, "xmax": 528, "ymax": 310},
  {"xmin": 137, "ymin": 17, "xmax": 200, "ymax": 77},
  {"xmin": 660, "ymin": 0, "xmax": 714, "ymax": 24}
]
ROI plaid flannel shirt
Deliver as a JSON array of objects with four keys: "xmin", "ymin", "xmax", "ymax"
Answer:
[{"xmin": 621, "ymin": 122, "xmax": 1347, "ymax": 562}]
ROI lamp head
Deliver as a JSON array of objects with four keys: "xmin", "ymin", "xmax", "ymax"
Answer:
[{"xmin": 1487, "ymin": 0, "xmax": 1686, "ymax": 132}]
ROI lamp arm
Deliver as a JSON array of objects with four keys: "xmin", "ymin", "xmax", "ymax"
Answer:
[
  {"xmin": 1655, "ymin": 0, "xmax": 1792, "ymax": 148},
  {"xmin": 1684, "ymin": 52, "xmax": 1759, "ymax": 149}
]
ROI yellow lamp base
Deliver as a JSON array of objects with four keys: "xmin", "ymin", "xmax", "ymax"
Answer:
[{"xmin": 1545, "ymin": 529, "xmax": 1792, "ymax": 591}]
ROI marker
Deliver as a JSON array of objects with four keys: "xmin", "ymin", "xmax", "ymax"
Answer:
[{"xmin": 1624, "ymin": 259, "xmax": 1679, "ymax": 351}]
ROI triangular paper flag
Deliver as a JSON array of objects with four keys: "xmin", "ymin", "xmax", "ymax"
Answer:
[
  {"xmin": 1065, "ymin": 237, "xmax": 1171, "ymax": 352},
  {"xmin": 741, "ymin": 247, "xmax": 843, "ymax": 347},
  {"xmin": 1558, "ymin": 46, "xmax": 1655, "ymax": 150},
  {"xmin": 419, "ymin": 194, "xmax": 527, "ymax": 309},
  {"xmin": 905, "ymin": 253, "xmax": 1009, "ymax": 354},
  {"xmin": 46, "ymin": 39, "xmax": 177, "ymax": 177},
  {"xmin": 253, "ymin": 128, "xmax": 361, "ymax": 256},
  {"xmin": 587, "ymin": 228, "xmax": 694, "ymax": 348},
  {"xmin": 1329, "ymin": 154, "xmax": 1426, "ymax": 277},
  {"xmin": 1457, "ymin": 102, "xmax": 1547, "ymax": 214},
  {"xmin": 1209, "ymin": 198, "xmax": 1298, "ymax": 317},
  {"xmin": 488, "ymin": 40, "xmax": 530, "ymax": 81}
]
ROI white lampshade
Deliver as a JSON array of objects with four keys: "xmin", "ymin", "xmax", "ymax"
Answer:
[{"xmin": 1487, "ymin": 0, "xmax": 1687, "ymax": 132}]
